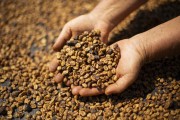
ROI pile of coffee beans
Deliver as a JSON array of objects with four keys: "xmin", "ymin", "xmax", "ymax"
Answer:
[
  {"xmin": 0, "ymin": 0, "xmax": 179, "ymax": 119},
  {"xmin": 56, "ymin": 30, "xmax": 120, "ymax": 89}
]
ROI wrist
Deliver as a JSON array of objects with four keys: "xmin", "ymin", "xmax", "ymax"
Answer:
[
  {"xmin": 129, "ymin": 33, "xmax": 149, "ymax": 64},
  {"xmin": 89, "ymin": 0, "xmax": 120, "ymax": 30},
  {"xmin": 130, "ymin": 16, "xmax": 180, "ymax": 63},
  {"xmin": 90, "ymin": 0, "xmax": 147, "ymax": 30}
]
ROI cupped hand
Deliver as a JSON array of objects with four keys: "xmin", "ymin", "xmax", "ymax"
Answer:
[
  {"xmin": 49, "ymin": 13, "xmax": 114, "ymax": 94},
  {"xmin": 53, "ymin": 13, "xmax": 114, "ymax": 51},
  {"xmin": 71, "ymin": 39, "xmax": 145, "ymax": 96}
]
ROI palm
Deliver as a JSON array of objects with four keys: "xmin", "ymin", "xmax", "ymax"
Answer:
[
  {"xmin": 105, "ymin": 40, "xmax": 142, "ymax": 95},
  {"xmin": 71, "ymin": 39, "xmax": 143, "ymax": 96}
]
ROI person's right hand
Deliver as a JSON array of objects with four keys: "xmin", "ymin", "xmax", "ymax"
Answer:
[{"xmin": 53, "ymin": 13, "xmax": 115, "ymax": 51}]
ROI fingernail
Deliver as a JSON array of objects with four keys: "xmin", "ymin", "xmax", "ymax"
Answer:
[
  {"xmin": 105, "ymin": 90, "xmax": 111, "ymax": 95},
  {"xmin": 52, "ymin": 45, "xmax": 56, "ymax": 50},
  {"xmin": 105, "ymin": 92, "xmax": 111, "ymax": 96},
  {"xmin": 72, "ymin": 89, "xmax": 78, "ymax": 95}
]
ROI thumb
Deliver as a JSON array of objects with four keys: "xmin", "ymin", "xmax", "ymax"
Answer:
[
  {"xmin": 105, "ymin": 73, "xmax": 136, "ymax": 95},
  {"xmin": 95, "ymin": 23, "xmax": 111, "ymax": 44},
  {"xmin": 53, "ymin": 25, "xmax": 72, "ymax": 51},
  {"xmin": 100, "ymin": 30, "xmax": 109, "ymax": 44}
]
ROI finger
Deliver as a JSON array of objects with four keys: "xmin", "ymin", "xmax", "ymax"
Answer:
[
  {"xmin": 72, "ymin": 86, "xmax": 82, "ymax": 95},
  {"xmin": 109, "ymin": 43, "xmax": 121, "ymax": 76},
  {"xmin": 53, "ymin": 25, "xmax": 72, "ymax": 51},
  {"xmin": 110, "ymin": 42, "xmax": 121, "ymax": 57},
  {"xmin": 95, "ymin": 22, "xmax": 111, "ymax": 44},
  {"xmin": 100, "ymin": 30, "xmax": 109, "ymax": 44},
  {"xmin": 79, "ymin": 88, "xmax": 104, "ymax": 96},
  {"xmin": 53, "ymin": 73, "xmax": 64, "ymax": 83},
  {"xmin": 66, "ymin": 80, "xmax": 70, "ymax": 86},
  {"xmin": 48, "ymin": 58, "xmax": 59, "ymax": 72},
  {"xmin": 105, "ymin": 74, "xmax": 135, "ymax": 95},
  {"xmin": 110, "ymin": 43, "xmax": 122, "ymax": 76}
]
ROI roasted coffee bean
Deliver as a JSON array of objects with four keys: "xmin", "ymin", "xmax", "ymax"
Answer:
[
  {"xmin": 8, "ymin": 87, "xmax": 13, "ymax": 93},
  {"xmin": 11, "ymin": 91, "xmax": 20, "ymax": 97},
  {"xmin": 67, "ymin": 40, "xmax": 78, "ymax": 46},
  {"xmin": 75, "ymin": 43, "xmax": 81, "ymax": 48},
  {"xmin": 24, "ymin": 104, "xmax": 32, "ymax": 112},
  {"xmin": 107, "ymin": 49, "xmax": 113, "ymax": 54},
  {"xmin": 94, "ymin": 50, "xmax": 98, "ymax": 55},
  {"xmin": 1, "ymin": 1, "xmax": 179, "ymax": 119},
  {"xmin": 94, "ymin": 55, "xmax": 100, "ymax": 60},
  {"xmin": 74, "ymin": 36, "xmax": 79, "ymax": 40},
  {"xmin": 0, "ymin": 106, "xmax": 7, "ymax": 116}
]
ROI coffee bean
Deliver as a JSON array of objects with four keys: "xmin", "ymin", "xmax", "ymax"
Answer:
[
  {"xmin": 67, "ymin": 40, "xmax": 78, "ymax": 46},
  {"xmin": 1, "ymin": 1, "xmax": 179, "ymax": 119},
  {"xmin": 0, "ymin": 106, "xmax": 7, "ymax": 116},
  {"xmin": 24, "ymin": 104, "xmax": 32, "ymax": 112}
]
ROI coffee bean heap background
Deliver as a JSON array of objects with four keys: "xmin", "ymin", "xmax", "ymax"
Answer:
[
  {"xmin": 56, "ymin": 30, "xmax": 120, "ymax": 89},
  {"xmin": 0, "ymin": 0, "xmax": 179, "ymax": 119}
]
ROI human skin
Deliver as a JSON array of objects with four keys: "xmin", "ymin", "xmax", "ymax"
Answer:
[
  {"xmin": 49, "ymin": 0, "xmax": 180, "ymax": 96},
  {"xmin": 53, "ymin": 0, "xmax": 147, "ymax": 50},
  {"xmin": 105, "ymin": 16, "xmax": 180, "ymax": 95}
]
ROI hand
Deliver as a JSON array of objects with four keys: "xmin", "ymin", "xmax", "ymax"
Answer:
[
  {"xmin": 71, "ymin": 16, "xmax": 180, "ymax": 96},
  {"xmin": 105, "ymin": 39, "xmax": 144, "ymax": 95},
  {"xmin": 71, "ymin": 39, "xmax": 145, "ymax": 96},
  {"xmin": 49, "ymin": 13, "xmax": 115, "ymax": 94},
  {"xmin": 53, "ymin": 13, "xmax": 114, "ymax": 51}
]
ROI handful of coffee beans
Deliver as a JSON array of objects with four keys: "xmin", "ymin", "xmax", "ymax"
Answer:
[{"xmin": 56, "ymin": 30, "xmax": 120, "ymax": 89}]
